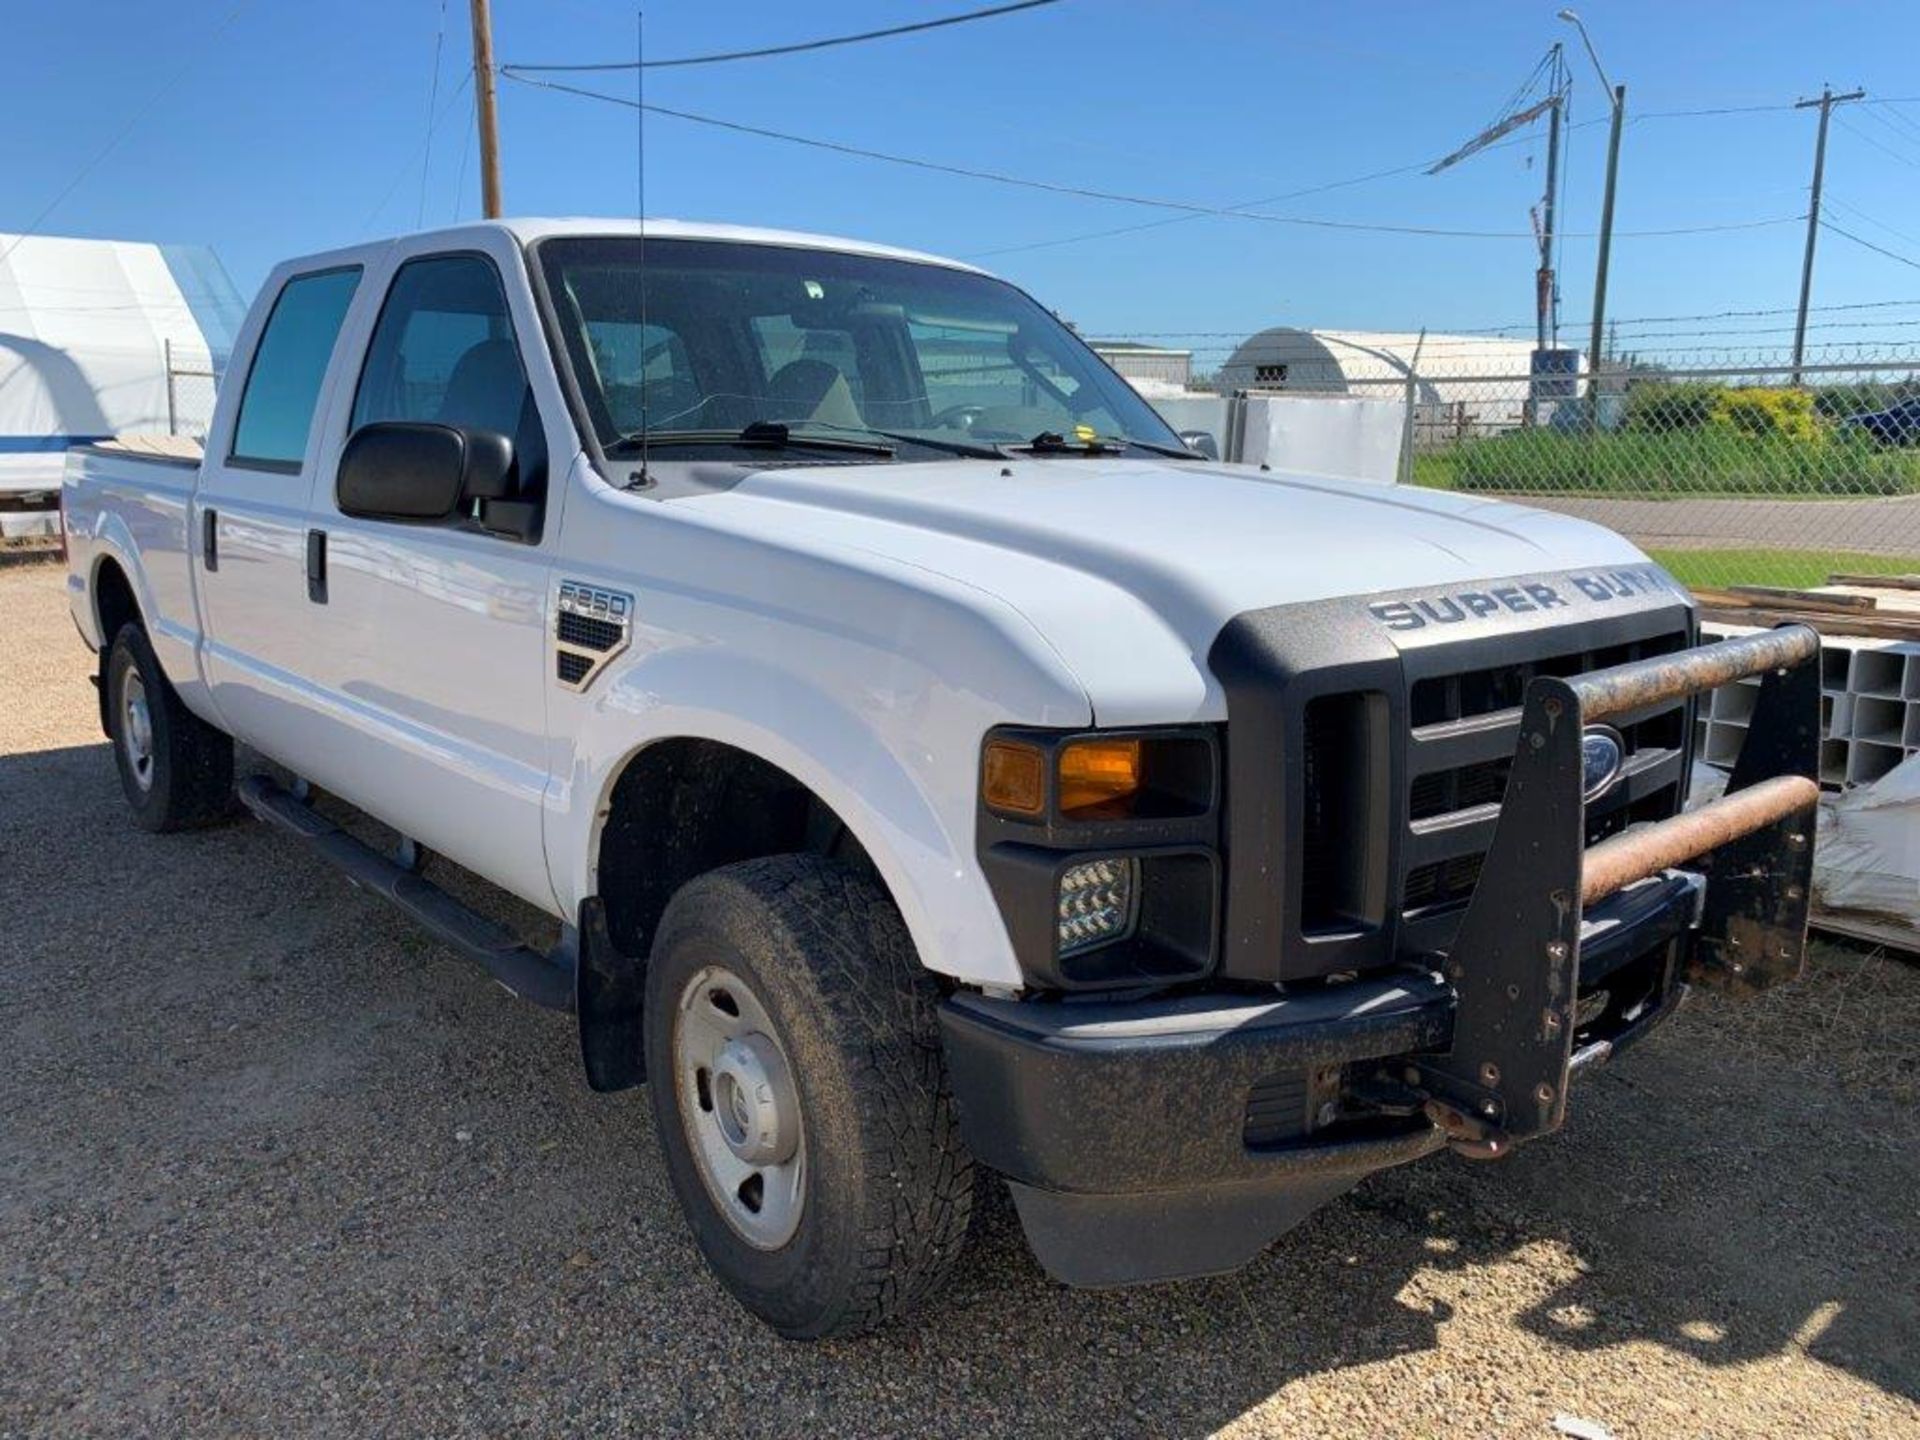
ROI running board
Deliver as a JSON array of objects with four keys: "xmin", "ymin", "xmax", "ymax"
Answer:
[{"xmin": 236, "ymin": 775, "xmax": 574, "ymax": 1011}]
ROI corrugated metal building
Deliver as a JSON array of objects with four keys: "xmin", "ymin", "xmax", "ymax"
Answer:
[{"xmin": 1217, "ymin": 327, "xmax": 1575, "ymax": 434}]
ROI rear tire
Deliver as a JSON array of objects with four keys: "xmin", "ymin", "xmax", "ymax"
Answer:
[
  {"xmin": 105, "ymin": 622, "xmax": 234, "ymax": 832},
  {"xmin": 643, "ymin": 855, "xmax": 974, "ymax": 1339}
]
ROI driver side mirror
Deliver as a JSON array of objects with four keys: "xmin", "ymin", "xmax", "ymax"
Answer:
[
  {"xmin": 1178, "ymin": 429, "xmax": 1220, "ymax": 461},
  {"xmin": 338, "ymin": 421, "xmax": 526, "ymax": 533}
]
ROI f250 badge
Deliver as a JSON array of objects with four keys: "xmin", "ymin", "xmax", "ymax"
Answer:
[{"xmin": 1367, "ymin": 566, "xmax": 1675, "ymax": 633}]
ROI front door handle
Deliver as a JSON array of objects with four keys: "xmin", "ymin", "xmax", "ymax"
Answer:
[
  {"xmin": 201, "ymin": 507, "xmax": 218, "ymax": 571},
  {"xmin": 306, "ymin": 528, "xmax": 327, "ymax": 604}
]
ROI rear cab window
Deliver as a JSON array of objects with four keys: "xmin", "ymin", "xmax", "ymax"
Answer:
[{"xmin": 229, "ymin": 267, "xmax": 362, "ymax": 472}]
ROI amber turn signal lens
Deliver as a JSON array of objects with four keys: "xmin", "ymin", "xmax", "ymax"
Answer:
[
  {"xmin": 982, "ymin": 740, "xmax": 1046, "ymax": 816},
  {"xmin": 1058, "ymin": 738, "xmax": 1143, "ymax": 818}
]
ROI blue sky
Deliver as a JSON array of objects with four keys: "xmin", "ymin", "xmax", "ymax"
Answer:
[{"xmin": 7, "ymin": 0, "xmax": 1920, "ymax": 365}]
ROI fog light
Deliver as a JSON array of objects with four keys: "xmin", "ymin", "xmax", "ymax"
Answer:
[{"xmin": 1057, "ymin": 857, "xmax": 1138, "ymax": 955}]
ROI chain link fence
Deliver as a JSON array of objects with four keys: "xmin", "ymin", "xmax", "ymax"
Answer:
[
  {"xmin": 1262, "ymin": 352, "xmax": 1920, "ymax": 592},
  {"xmin": 163, "ymin": 339, "xmax": 219, "ymax": 443}
]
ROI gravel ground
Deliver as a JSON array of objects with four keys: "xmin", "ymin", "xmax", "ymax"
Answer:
[{"xmin": 1, "ymin": 561, "xmax": 1916, "ymax": 1439}]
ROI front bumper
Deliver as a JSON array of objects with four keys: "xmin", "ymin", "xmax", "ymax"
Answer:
[{"xmin": 943, "ymin": 627, "xmax": 1821, "ymax": 1287}]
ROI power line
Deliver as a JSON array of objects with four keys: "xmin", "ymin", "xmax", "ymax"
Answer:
[
  {"xmin": 502, "ymin": 71, "xmax": 1804, "ymax": 243},
  {"xmin": 966, "ymin": 122, "xmax": 1593, "ymax": 260},
  {"xmin": 0, "ymin": 0, "xmax": 252, "ymax": 269},
  {"xmin": 969, "ymin": 108, "xmax": 1819, "ymax": 263},
  {"xmin": 1836, "ymin": 113, "xmax": 1920, "ymax": 169},
  {"xmin": 418, "ymin": 0, "xmax": 451, "ymax": 228},
  {"xmin": 1823, "ymin": 218, "xmax": 1920, "ymax": 273},
  {"xmin": 1856, "ymin": 102, "xmax": 1920, "ymax": 161},
  {"xmin": 965, "ymin": 157, "xmax": 1444, "ymax": 259},
  {"xmin": 1102, "ymin": 296, "xmax": 1920, "ymax": 342},
  {"xmin": 362, "ymin": 69, "xmax": 475, "ymax": 232},
  {"xmin": 505, "ymin": 0, "xmax": 1064, "ymax": 72},
  {"xmin": 1826, "ymin": 196, "xmax": 1920, "ymax": 253}
]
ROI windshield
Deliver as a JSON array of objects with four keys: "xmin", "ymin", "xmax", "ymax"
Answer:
[{"xmin": 535, "ymin": 236, "xmax": 1183, "ymax": 460}]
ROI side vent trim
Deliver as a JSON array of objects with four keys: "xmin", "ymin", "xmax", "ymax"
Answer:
[{"xmin": 555, "ymin": 580, "xmax": 633, "ymax": 692}]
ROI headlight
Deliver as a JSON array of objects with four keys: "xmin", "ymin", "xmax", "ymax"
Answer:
[
  {"xmin": 1056, "ymin": 856, "xmax": 1138, "ymax": 955},
  {"xmin": 981, "ymin": 731, "xmax": 1212, "ymax": 821}
]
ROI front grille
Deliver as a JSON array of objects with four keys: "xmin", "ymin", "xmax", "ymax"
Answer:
[
  {"xmin": 1399, "ymin": 627, "xmax": 1692, "ymax": 924},
  {"xmin": 1409, "ymin": 755, "xmax": 1512, "ymax": 820},
  {"xmin": 1299, "ymin": 692, "xmax": 1385, "ymax": 933},
  {"xmin": 1402, "ymin": 852, "xmax": 1486, "ymax": 911}
]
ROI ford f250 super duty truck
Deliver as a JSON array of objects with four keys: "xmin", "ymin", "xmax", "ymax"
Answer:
[{"xmin": 64, "ymin": 219, "xmax": 1822, "ymax": 1339}]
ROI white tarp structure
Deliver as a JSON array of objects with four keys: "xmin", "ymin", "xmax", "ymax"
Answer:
[{"xmin": 0, "ymin": 232, "xmax": 244, "ymax": 501}]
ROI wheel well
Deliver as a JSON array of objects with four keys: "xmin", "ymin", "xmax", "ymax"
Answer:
[
  {"xmin": 91, "ymin": 559, "xmax": 140, "ymax": 736},
  {"xmin": 596, "ymin": 738, "xmax": 874, "ymax": 962},
  {"xmin": 94, "ymin": 557, "xmax": 139, "ymax": 644}
]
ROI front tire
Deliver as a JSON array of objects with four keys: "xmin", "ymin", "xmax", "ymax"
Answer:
[
  {"xmin": 643, "ymin": 855, "xmax": 974, "ymax": 1339},
  {"xmin": 105, "ymin": 622, "xmax": 234, "ymax": 832}
]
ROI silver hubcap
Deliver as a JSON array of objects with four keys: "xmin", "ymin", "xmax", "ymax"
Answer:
[
  {"xmin": 121, "ymin": 670, "xmax": 155, "ymax": 793},
  {"xmin": 673, "ymin": 965, "xmax": 805, "ymax": 1249}
]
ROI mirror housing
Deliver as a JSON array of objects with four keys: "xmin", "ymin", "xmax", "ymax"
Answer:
[
  {"xmin": 337, "ymin": 422, "xmax": 516, "ymax": 522},
  {"xmin": 1178, "ymin": 429, "xmax": 1220, "ymax": 461}
]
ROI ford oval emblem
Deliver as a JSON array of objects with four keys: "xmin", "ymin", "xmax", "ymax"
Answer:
[{"xmin": 1581, "ymin": 725, "xmax": 1626, "ymax": 802}]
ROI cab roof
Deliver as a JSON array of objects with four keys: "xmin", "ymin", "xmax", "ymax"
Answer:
[{"xmin": 268, "ymin": 218, "xmax": 991, "ymax": 283}]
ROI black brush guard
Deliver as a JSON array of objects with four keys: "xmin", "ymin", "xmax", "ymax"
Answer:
[{"xmin": 1409, "ymin": 624, "xmax": 1822, "ymax": 1158}]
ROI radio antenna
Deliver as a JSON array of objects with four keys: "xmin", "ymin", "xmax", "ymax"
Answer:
[{"xmin": 634, "ymin": 7, "xmax": 652, "ymax": 485}]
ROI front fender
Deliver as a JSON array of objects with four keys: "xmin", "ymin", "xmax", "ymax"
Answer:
[{"xmin": 553, "ymin": 643, "xmax": 1084, "ymax": 991}]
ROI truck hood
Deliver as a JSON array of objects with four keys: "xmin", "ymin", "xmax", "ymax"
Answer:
[{"xmin": 703, "ymin": 456, "xmax": 1660, "ymax": 723}]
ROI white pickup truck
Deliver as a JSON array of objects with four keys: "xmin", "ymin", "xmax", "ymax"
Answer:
[{"xmin": 64, "ymin": 218, "xmax": 1822, "ymax": 1339}]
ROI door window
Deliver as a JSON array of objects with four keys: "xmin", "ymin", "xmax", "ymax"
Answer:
[
  {"xmin": 229, "ymin": 267, "xmax": 361, "ymax": 471},
  {"xmin": 351, "ymin": 255, "xmax": 530, "ymax": 438}
]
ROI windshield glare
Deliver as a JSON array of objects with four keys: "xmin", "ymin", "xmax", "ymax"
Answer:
[{"xmin": 536, "ymin": 237, "xmax": 1182, "ymax": 459}]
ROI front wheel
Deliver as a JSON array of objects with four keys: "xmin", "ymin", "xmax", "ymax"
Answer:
[
  {"xmin": 643, "ymin": 855, "xmax": 974, "ymax": 1339},
  {"xmin": 105, "ymin": 623, "xmax": 234, "ymax": 832}
]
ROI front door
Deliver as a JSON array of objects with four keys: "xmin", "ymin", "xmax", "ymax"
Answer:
[{"xmin": 293, "ymin": 246, "xmax": 560, "ymax": 909}]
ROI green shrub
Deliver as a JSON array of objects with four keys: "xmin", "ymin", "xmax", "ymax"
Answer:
[
  {"xmin": 1811, "ymin": 381, "xmax": 1916, "ymax": 420},
  {"xmin": 1623, "ymin": 380, "xmax": 1721, "ymax": 433},
  {"xmin": 1706, "ymin": 386, "xmax": 1821, "ymax": 443},
  {"xmin": 1418, "ymin": 426, "xmax": 1920, "ymax": 498}
]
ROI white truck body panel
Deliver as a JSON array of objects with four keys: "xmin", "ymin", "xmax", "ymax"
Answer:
[{"xmin": 63, "ymin": 217, "xmax": 1663, "ymax": 991}]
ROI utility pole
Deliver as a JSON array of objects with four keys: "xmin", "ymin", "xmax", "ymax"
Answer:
[
  {"xmin": 1559, "ymin": 11, "xmax": 1621, "ymax": 404},
  {"xmin": 1587, "ymin": 83, "xmax": 1623, "ymax": 393},
  {"xmin": 470, "ymin": 0, "xmax": 504, "ymax": 218},
  {"xmin": 1535, "ymin": 66, "xmax": 1563, "ymax": 355},
  {"xmin": 1791, "ymin": 85, "xmax": 1865, "ymax": 383}
]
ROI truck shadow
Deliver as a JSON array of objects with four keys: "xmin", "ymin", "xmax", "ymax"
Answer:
[{"xmin": 2, "ymin": 735, "xmax": 1914, "ymax": 1436}]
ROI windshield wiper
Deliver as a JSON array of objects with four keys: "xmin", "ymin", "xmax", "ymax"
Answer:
[
  {"xmin": 1104, "ymin": 435, "xmax": 1207, "ymax": 461},
  {"xmin": 1014, "ymin": 431, "xmax": 1205, "ymax": 460},
  {"xmin": 606, "ymin": 422, "xmax": 895, "ymax": 458},
  {"xmin": 793, "ymin": 421, "xmax": 1008, "ymax": 460}
]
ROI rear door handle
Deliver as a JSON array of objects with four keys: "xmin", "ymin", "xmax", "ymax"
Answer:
[
  {"xmin": 201, "ymin": 507, "xmax": 218, "ymax": 571},
  {"xmin": 306, "ymin": 528, "xmax": 327, "ymax": 604}
]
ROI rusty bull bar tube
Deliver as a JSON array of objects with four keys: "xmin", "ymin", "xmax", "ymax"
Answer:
[
  {"xmin": 1411, "ymin": 619, "xmax": 1821, "ymax": 1157},
  {"xmin": 1582, "ymin": 773, "xmax": 1818, "ymax": 906},
  {"xmin": 1570, "ymin": 624, "xmax": 1820, "ymax": 723}
]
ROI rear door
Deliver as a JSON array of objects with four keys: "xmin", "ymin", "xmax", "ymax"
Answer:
[
  {"xmin": 195, "ymin": 263, "xmax": 364, "ymax": 740},
  {"xmin": 292, "ymin": 240, "xmax": 564, "ymax": 909}
]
